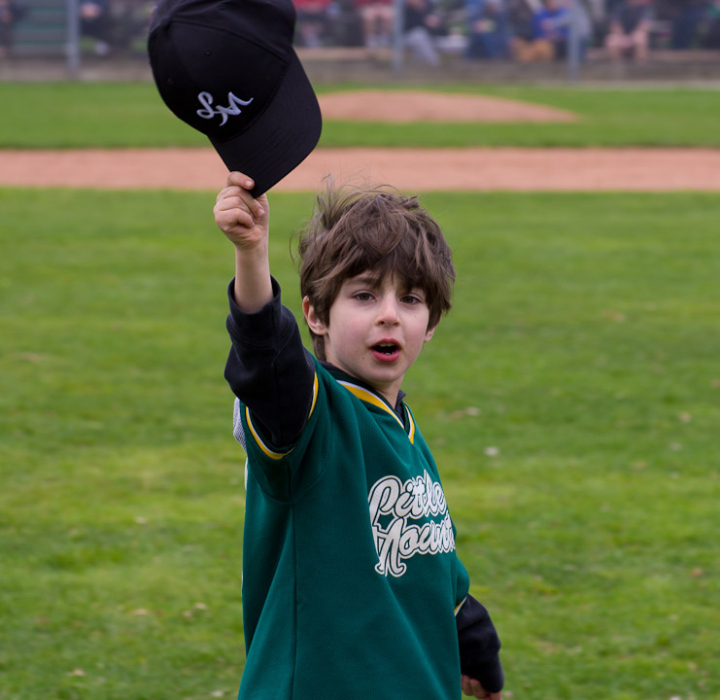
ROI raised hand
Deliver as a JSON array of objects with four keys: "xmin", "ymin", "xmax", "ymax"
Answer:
[{"xmin": 214, "ymin": 171, "xmax": 269, "ymax": 251}]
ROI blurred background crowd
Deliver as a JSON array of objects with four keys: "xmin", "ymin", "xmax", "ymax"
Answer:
[
  {"xmin": 296, "ymin": 0, "xmax": 720, "ymax": 63},
  {"xmin": 1, "ymin": 0, "xmax": 719, "ymax": 63}
]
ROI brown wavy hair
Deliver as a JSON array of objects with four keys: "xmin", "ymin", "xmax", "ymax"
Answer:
[{"xmin": 297, "ymin": 180, "xmax": 455, "ymax": 360}]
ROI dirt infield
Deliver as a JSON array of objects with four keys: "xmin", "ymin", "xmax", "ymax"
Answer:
[
  {"xmin": 1, "ymin": 90, "xmax": 718, "ymax": 192},
  {"xmin": 317, "ymin": 90, "xmax": 577, "ymax": 123},
  {"xmin": 3, "ymin": 147, "xmax": 720, "ymax": 191}
]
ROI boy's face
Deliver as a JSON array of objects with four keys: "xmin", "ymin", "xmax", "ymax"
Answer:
[{"xmin": 303, "ymin": 272, "xmax": 437, "ymax": 405}]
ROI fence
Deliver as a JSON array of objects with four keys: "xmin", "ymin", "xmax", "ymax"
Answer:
[
  {"xmin": 1, "ymin": 0, "xmax": 719, "ymax": 82},
  {"xmin": 4, "ymin": 0, "xmax": 153, "ymax": 64}
]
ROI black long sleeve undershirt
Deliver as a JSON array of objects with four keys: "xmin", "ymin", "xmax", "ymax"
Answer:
[{"xmin": 224, "ymin": 277, "xmax": 315, "ymax": 448}]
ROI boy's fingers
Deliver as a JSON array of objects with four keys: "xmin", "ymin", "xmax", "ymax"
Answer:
[
  {"xmin": 215, "ymin": 194, "xmax": 248, "ymax": 212},
  {"xmin": 217, "ymin": 207, "xmax": 254, "ymax": 232},
  {"xmin": 217, "ymin": 184, "xmax": 265, "ymax": 220},
  {"xmin": 217, "ymin": 185, "xmax": 241, "ymax": 203},
  {"xmin": 461, "ymin": 676, "xmax": 490, "ymax": 699},
  {"xmin": 214, "ymin": 197, "xmax": 252, "ymax": 223},
  {"xmin": 227, "ymin": 171, "xmax": 255, "ymax": 190}
]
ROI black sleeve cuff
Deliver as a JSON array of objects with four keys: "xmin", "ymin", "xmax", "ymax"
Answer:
[
  {"xmin": 223, "ymin": 276, "xmax": 315, "ymax": 448},
  {"xmin": 462, "ymin": 655, "xmax": 504, "ymax": 694},
  {"xmin": 457, "ymin": 595, "xmax": 504, "ymax": 692},
  {"xmin": 226, "ymin": 276, "xmax": 286, "ymax": 347}
]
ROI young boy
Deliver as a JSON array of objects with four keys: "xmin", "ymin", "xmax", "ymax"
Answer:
[{"xmin": 214, "ymin": 171, "xmax": 504, "ymax": 700}]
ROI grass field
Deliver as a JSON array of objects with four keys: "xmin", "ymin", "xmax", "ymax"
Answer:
[
  {"xmin": 1, "ymin": 82, "xmax": 720, "ymax": 148},
  {"xmin": 1, "ymin": 185, "xmax": 718, "ymax": 699}
]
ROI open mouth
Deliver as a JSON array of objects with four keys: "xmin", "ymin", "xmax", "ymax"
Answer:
[{"xmin": 372, "ymin": 342, "xmax": 399, "ymax": 355}]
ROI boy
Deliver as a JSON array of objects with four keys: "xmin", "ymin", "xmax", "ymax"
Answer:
[{"xmin": 214, "ymin": 171, "xmax": 504, "ymax": 700}]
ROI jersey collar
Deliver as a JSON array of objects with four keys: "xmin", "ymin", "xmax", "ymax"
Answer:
[{"xmin": 321, "ymin": 362, "xmax": 415, "ymax": 443}]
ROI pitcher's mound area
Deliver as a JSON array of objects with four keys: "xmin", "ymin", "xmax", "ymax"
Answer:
[{"xmin": 318, "ymin": 90, "xmax": 577, "ymax": 123}]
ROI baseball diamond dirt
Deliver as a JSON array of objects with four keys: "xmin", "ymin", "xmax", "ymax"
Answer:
[
  {"xmin": 1, "ymin": 91, "xmax": 719, "ymax": 191},
  {"xmin": 3, "ymin": 147, "xmax": 720, "ymax": 191},
  {"xmin": 316, "ymin": 90, "xmax": 578, "ymax": 122}
]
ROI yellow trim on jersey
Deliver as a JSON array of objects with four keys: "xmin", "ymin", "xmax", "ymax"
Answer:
[
  {"xmin": 338, "ymin": 381, "xmax": 415, "ymax": 444},
  {"xmin": 455, "ymin": 596, "xmax": 468, "ymax": 616},
  {"xmin": 309, "ymin": 372, "xmax": 319, "ymax": 418},
  {"xmin": 245, "ymin": 407, "xmax": 290, "ymax": 461},
  {"xmin": 246, "ymin": 372, "xmax": 319, "ymax": 460},
  {"xmin": 407, "ymin": 408, "xmax": 416, "ymax": 443}
]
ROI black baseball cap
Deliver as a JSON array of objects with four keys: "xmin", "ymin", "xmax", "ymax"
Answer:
[{"xmin": 148, "ymin": 0, "xmax": 322, "ymax": 197}]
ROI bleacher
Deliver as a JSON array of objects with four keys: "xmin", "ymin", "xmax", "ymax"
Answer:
[
  {"xmin": 12, "ymin": 0, "xmax": 67, "ymax": 57},
  {"xmin": 1, "ymin": 0, "xmax": 718, "ymax": 83}
]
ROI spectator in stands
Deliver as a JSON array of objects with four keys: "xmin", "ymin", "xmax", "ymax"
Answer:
[
  {"xmin": 511, "ymin": 0, "xmax": 569, "ymax": 61},
  {"xmin": 605, "ymin": 0, "xmax": 654, "ymax": 61},
  {"xmin": 466, "ymin": 0, "xmax": 511, "ymax": 60},
  {"xmin": 582, "ymin": 0, "xmax": 608, "ymax": 47},
  {"xmin": 703, "ymin": 0, "xmax": 720, "ymax": 47},
  {"xmin": 354, "ymin": 0, "xmax": 394, "ymax": 47},
  {"xmin": 403, "ymin": 0, "xmax": 442, "ymax": 64},
  {"xmin": 293, "ymin": 0, "xmax": 332, "ymax": 47},
  {"xmin": 506, "ymin": 0, "xmax": 535, "ymax": 43},
  {"xmin": 0, "ymin": 0, "xmax": 13, "ymax": 58},
  {"xmin": 0, "ymin": 0, "xmax": 25, "ymax": 58},
  {"xmin": 669, "ymin": 0, "xmax": 709, "ymax": 49},
  {"xmin": 80, "ymin": 0, "xmax": 111, "ymax": 55},
  {"xmin": 568, "ymin": 0, "xmax": 593, "ymax": 57}
]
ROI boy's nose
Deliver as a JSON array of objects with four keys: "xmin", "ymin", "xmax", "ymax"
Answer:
[{"xmin": 376, "ymin": 297, "xmax": 400, "ymax": 326}]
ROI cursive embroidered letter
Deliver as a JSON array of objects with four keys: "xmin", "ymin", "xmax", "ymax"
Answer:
[{"xmin": 196, "ymin": 92, "xmax": 254, "ymax": 126}]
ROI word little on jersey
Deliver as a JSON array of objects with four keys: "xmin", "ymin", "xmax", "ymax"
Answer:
[{"xmin": 369, "ymin": 470, "xmax": 456, "ymax": 578}]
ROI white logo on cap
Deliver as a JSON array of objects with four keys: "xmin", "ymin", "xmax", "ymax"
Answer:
[{"xmin": 196, "ymin": 92, "xmax": 254, "ymax": 126}]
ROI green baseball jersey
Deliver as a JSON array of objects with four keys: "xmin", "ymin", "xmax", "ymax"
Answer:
[{"xmin": 235, "ymin": 358, "xmax": 470, "ymax": 700}]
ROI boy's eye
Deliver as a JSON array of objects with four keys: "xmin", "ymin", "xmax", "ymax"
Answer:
[
  {"xmin": 401, "ymin": 295, "xmax": 422, "ymax": 305},
  {"xmin": 354, "ymin": 292, "xmax": 374, "ymax": 302}
]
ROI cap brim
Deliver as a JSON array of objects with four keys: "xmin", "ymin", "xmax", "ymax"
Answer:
[{"xmin": 208, "ymin": 51, "xmax": 322, "ymax": 198}]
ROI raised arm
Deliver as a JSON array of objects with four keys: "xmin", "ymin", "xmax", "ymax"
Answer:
[
  {"xmin": 214, "ymin": 171, "xmax": 272, "ymax": 312},
  {"xmin": 215, "ymin": 171, "xmax": 315, "ymax": 449}
]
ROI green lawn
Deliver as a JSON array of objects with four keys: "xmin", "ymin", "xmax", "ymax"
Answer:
[
  {"xmin": 1, "ymin": 82, "xmax": 720, "ymax": 148},
  {"xmin": 1, "ymin": 188, "xmax": 718, "ymax": 699}
]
